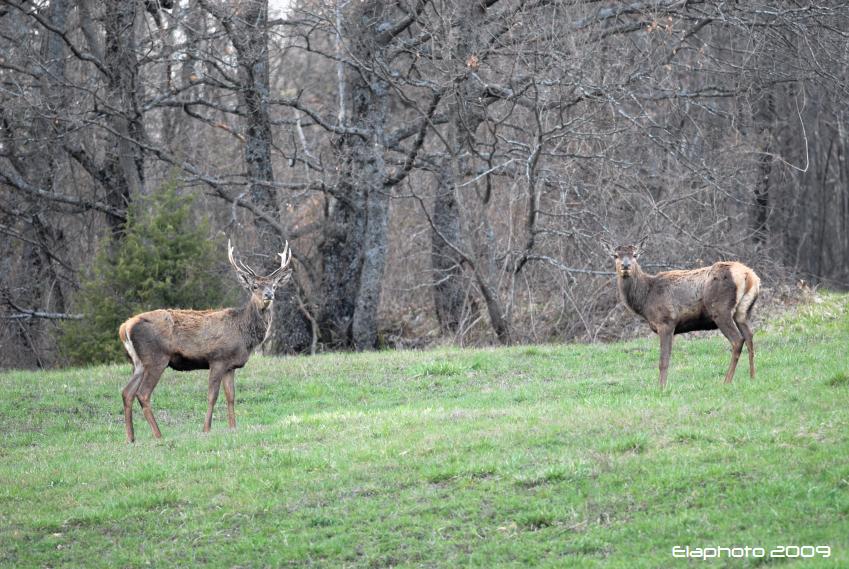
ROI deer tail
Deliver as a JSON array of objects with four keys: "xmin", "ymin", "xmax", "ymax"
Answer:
[
  {"xmin": 119, "ymin": 318, "xmax": 142, "ymax": 369},
  {"xmin": 735, "ymin": 269, "xmax": 760, "ymax": 322}
]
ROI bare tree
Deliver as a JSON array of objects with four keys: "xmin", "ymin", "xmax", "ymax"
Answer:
[
  {"xmin": 198, "ymin": 0, "xmax": 313, "ymax": 353},
  {"xmin": 2, "ymin": 0, "xmax": 849, "ymax": 368}
]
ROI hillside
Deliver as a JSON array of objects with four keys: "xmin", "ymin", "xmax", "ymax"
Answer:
[{"xmin": 1, "ymin": 293, "xmax": 848, "ymax": 567}]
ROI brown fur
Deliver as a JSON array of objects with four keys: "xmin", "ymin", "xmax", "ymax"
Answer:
[
  {"xmin": 611, "ymin": 244, "xmax": 760, "ymax": 387},
  {"xmin": 119, "ymin": 241, "xmax": 291, "ymax": 442}
]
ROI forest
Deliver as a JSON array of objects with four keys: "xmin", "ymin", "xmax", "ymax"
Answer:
[{"xmin": 2, "ymin": 0, "xmax": 848, "ymax": 369}]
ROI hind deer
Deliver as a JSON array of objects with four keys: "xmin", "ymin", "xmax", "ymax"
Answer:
[
  {"xmin": 606, "ymin": 239, "xmax": 760, "ymax": 388},
  {"xmin": 118, "ymin": 239, "xmax": 292, "ymax": 442}
]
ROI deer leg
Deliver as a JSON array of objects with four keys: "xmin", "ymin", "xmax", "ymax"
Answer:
[
  {"xmin": 222, "ymin": 370, "xmax": 236, "ymax": 429},
  {"xmin": 657, "ymin": 325, "xmax": 674, "ymax": 389},
  {"xmin": 203, "ymin": 367, "xmax": 225, "ymax": 433},
  {"xmin": 735, "ymin": 320, "xmax": 755, "ymax": 379},
  {"xmin": 715, "ymin": 315, "xmax": 744, "ymax": 384},
  {"xmin": 122, "ymin": 364, "xmax": 144, "ymax": 443},
  {"xmin": 136, "ymin": 357, "xmax": 169, "ymax": 439}
]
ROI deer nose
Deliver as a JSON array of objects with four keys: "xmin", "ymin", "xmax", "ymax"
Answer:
[
  {"xmin": 263, "ymin": 289, "xmax": 274, "ymax": 300},
  {"xmin": 621, "ymin": 259, "xmax": 631, "ymax": 269}
]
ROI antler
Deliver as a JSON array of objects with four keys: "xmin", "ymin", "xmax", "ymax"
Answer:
[
  {"xmin": 268, "ymin": 241, "xmax": 292, "ymax": 280},
  {"xmin": 227, "ymin": 239, "xmax": 258, "ymax": 277},
  {"xmin": 229, "ymin": 238, "xmax": 291, "ymax": 279}
]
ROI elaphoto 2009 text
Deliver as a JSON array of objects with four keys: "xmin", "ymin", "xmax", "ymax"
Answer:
[{"xmin": 672, "ymin": 545, "xmax": 831, "ymax": 560}]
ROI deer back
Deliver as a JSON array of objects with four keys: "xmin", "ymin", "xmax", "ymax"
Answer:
[
  {"xmin": 121, "ymin": 307, "xmax": 255, "ymax": 370},
  {"xmin": 626, "ymin": 262, "xmax": 755, "ymax": 327}
]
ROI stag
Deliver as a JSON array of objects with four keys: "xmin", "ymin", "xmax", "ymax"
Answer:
[
  {"xmin": 606, "ymin": 239, "xmax": 760, "ymax": 387},
  {"xmin": 118, "ymin": 239, "xmax": 292, "ymax": 442}
]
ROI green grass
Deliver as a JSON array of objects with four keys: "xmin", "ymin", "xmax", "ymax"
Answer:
[{"xmin": 2, "ymin": 293, "xmax": 849, "ymax": 567}]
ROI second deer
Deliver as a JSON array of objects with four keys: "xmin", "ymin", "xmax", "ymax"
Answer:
[{"xmin": 607, "ymin": 239, "xmax": 760, "ymax": 387}]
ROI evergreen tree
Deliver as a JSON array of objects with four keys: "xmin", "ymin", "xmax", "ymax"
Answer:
[{"xmin": 61, "ymin": 183, "xmax": 227, "ymax": 364}]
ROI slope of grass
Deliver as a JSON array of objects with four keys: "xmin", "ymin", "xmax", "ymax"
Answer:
[{"xmin": 2, "ymin": 293, "xmax": 848, "ymax": 567}]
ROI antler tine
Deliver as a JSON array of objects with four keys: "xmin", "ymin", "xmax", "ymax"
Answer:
[
  {"xmin": 282, "ymin": 241, "xmax": 292, "ymax": 268},
  {"xmin": 227, "ymin": 239, "xmax": 257, "ymax": 277},
  {"xmin": 238, "ymin": 258, "xmax": 258, "ymax": 277},
  {"xmin": 227, "ymin": 239, "xmax": 240, "ymax": 272},
  {"xmin": 268, "ymin": 241, "xmax": 292, "ymax": 279}
]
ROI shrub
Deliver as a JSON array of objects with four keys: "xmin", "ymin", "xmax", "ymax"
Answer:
[{"xmin": 60, "ymin": 182, "xmax": 227, "ymax": 365}]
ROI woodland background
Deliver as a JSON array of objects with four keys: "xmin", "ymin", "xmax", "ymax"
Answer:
[{"xmin": 2, "ymin": 0, "xmax": 848, "ymax": 369}]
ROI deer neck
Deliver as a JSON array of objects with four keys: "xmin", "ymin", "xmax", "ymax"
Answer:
[
  {"xmin": 617, "ymin": 264, "xmax": 653, "ymax": 317},
  {"xmin": 239, "ymin": 297, "xmax": 275, "ymax": 351}
]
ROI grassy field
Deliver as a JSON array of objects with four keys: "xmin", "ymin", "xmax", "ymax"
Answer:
[{"xmin": 1, "ymin": 294, "xmax": 848, "ymax": 568}]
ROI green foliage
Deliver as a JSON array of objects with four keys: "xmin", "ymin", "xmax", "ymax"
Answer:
[{"xmin": 60, "ymin": 181, "xmax": 226, "ymax": 365}]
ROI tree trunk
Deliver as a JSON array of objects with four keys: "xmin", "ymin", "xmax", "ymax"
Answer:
[
  {"xmin": 319, "ymin": 0, "xmax": 392, "ymax": 351},
  {"xmin": 318, "ymin": 179, "xmax": 367, "ymax": 347},
  {"xmin": 30, "ymin": 0, "xmax": 69, "ymax": 315},
  {"xmin": 432, "ymin": 158, "xmax": 473, "ymax": 333},
  {"xmin": 102, "ymin": 0, "xmax": 146, "ymax": 235},
  {"xmin": 752, "ymin": 88, "xmax": 774, "ymax": 244},
  {"xmin": 225, "ymin": 0, "xmax": 312, "ymax": 353},
  {"xmin": 431, "ymin": 0, "xmax": 510, "ymax": 344},
  {"xmin": 349, "ymin": 68, "xmax": 391, "ymax": 350},
  {"xmin": 10, "ymin": 0, "xmax": 71, "ymax": 367}
]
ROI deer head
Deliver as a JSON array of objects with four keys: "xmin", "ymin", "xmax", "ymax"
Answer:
[
  {"xmin": 602, "ymin": 235, "xmax": 648, "ymax": 279},
  {"xmin": 227, "ymin": 239, "xmax": 292, "ymax": 308}
]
